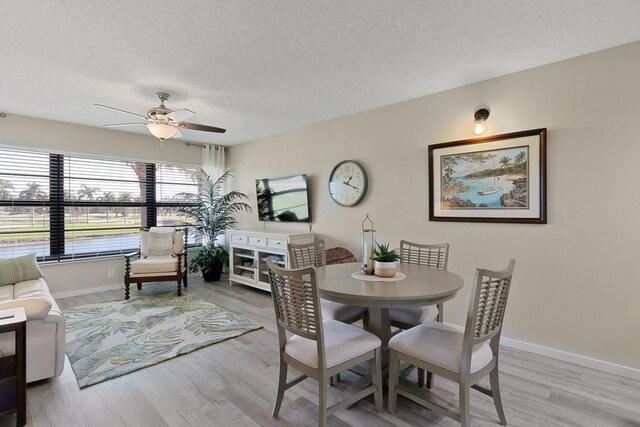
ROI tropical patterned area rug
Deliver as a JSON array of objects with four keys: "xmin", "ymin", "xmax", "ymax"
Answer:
[{"xmin": 64, "ymin": 292, "xmax": 262, "ymax": 388}]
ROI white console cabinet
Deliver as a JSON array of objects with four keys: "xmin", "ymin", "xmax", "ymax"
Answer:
[{"xmin": 228, "ymin": 229, "xmax": 314, "ymax": 291}]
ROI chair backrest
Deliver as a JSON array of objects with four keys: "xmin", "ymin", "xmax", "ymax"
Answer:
[
  {"xmin": 399, "ymin": 240, "xmax": 449, "ymax": 270},
  {"xmin": 461, "ymin": 259, "xmax": 516, "ymax": 373},
  {"xmin": 266, "ymin": 259, "xmax": 323, "ymax": 341},
  {"xmin": 141, "ymin": 226, "xmax": 188, "ymax": 257},
  {"xmin": 288, "ymin": 239, "xmax": 327, "ymax": 268},
  {"xmin": 326, "ymin": 247, "xmax": 358, "ymax": 265}
]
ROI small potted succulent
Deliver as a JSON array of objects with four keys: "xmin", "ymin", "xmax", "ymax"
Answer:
[{"xmin": 371, "ymin": 242, "xmax": 400, "ymax": 278}]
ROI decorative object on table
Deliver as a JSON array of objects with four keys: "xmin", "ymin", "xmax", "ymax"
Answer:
[
  {"xmin": 371, "ymin": 242, "xmax": 400, "ymax": 278},
  {"xmin": 429, "ymin": 128, "xmax": 547, "ymax": 224},
  {"xmin": 175, "ymin": 169, "xmax": 252, "ymax": 282},
  {"xmin": 388, "ymin": 259, "xmax": 516, "ymax": 426},
  {"xmin": 124, "ymin": 227, "xmax": 189, "ymax": 299},
  {"xmin": 64, "ymin": 292, "xmax": 262, "ymax": 388},
  {"xmin": 351, "ymin": 271, "xmax": 407, "ymax": 282},
  {"xmin": 360, "ymin": 214, "xmax": 376, "ymax": 274},
  {"xmin": 329, "ymin": 160, "xmax": 368, "ymax": 206}
]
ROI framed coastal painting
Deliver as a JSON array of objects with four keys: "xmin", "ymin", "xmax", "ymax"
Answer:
[{"xmin": 429, "ymin": 128, "xmax": 547, "ymax": 224}]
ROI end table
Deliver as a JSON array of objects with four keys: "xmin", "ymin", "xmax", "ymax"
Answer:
[{"xmin": 0, "ymin": 307, "xmax": 26, "ymax": 426}]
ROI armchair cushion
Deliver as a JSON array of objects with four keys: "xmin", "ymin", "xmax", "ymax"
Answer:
[
  {"xmin": 130, "ymin": 257, "xmax": 178, "ymax": 275},
  {"xmin": 140, "ymin": 228, "xmax": 186, "ymax": 257},
  {"xmin": 147, "ymin": 231, "xmax": 174, "ymax": 258},
  {"xmin": 0, "ymin": 253, "xmax": 44, "ymax": 286}
]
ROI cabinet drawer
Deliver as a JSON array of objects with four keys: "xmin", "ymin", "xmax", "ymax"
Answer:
[
  {"xmin": 230, "ymin": 234, "xmax": 248, "ymax": 244},
  {"xmin": 249, "ymin": 236, "xmax": 266, "ymax": 246},
  {"xmin": 267, "ymin": 238, "xmax": 287, "ymax": 249}
]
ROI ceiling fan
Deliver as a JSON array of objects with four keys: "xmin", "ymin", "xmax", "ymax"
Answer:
[{"xmin": 95, "ymin": 92, "xmax": 226, "ymax": 140}]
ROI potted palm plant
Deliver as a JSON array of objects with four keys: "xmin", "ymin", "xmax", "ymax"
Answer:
[
  {"xmin": 371, "ymin": 242, "xmax": 400, "ymax": 278},
  {"xmin": 176, "ymin": 168, "xmax": 252, "ymax": 282}
]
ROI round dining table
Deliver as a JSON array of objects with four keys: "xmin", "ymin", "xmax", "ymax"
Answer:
[{"xmin": 316, "ymin": 262, "xmax": 464, "ymax": 366}]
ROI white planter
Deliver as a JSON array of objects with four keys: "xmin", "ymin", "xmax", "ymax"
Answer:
[{"xmin": 374, "ymin": 261, "xmax": 397, "ymax": 278}]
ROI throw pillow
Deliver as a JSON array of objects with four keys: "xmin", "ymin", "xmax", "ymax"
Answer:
[
  {"xmin": 0, "ymin": 253, "xmax": 45, "ymax": 286},
  {"xmin": 147, "ymin": 231, "xmax": 174, "ymax": 258}
]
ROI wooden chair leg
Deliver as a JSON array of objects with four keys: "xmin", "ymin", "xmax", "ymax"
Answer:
[
  {"xmin": 137, "ymin": 282, "xmax": 142, "ymax": 290},
  {"xmin": 459, "ymin": 383, "xmax": 470, "ymax": 427},
  {"xmin": 371, "ymin": 348, "xmax": 383, "ymax": 412},
  {"xmin": 272, "ymin": 361, "xmax": 287, "ymax": 418},
  {"xmin": 177, "ymin": 279, "xmax": 182, "ymax": 296},
  {"xmin": 418, "ymin": 368, "xmax": 425, "ymax": 387},
  {"xmin": 319, "ymin": 378, "xmax": 328, "ymax": 427},
  {"xmin": 490, "ymin": 367, "xmax": 507, "ymax": 425},
  {"xmin": 426, "ymin": 371, "xmax": 433, "ymax": 389},
  {"xmin": 183, "ymin": 271, "xmax": 188, "ymax": 288},
  {"xmin": 125, "ymin": 282, "xmax": 130, "ymax": 300},
  {"xmin": 387, "ymin": 349, "xmax": 400, "ymax": 414}
]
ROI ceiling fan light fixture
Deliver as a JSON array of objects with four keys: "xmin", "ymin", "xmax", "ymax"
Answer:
[{"xmin": 146, "ymin": 123, "xmax": 178, "ymax": 140}]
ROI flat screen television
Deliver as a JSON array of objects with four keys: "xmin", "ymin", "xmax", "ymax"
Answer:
[{"xmin": 256, "ymin": 174, "xmax": 311, "ymax": 223}]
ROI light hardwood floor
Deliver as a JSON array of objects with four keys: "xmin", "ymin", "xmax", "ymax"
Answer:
[{"xmin": 2, "ymin": 276, "xmax": 639, "ymax": 427}]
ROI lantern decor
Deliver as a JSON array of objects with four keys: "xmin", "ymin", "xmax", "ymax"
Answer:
[{"xmin": 361, "ymin": 214, "xmax": 376, "ymax": 275}]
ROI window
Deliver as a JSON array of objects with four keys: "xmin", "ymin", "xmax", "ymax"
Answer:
[{"xmin": 0, "ymin": 147, "xmax": 199, "ymax": 261}]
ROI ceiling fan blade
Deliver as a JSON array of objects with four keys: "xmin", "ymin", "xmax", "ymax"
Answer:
[
  {"xmin": 103, "ymin": 122, "xmax": 146, "ymax": 128},
  {"xmin": 164, "ymin": 109, "xmax": 195, "ymax": 123},
  {"xmin": 174, "ymin": 129, "xmax": 183, "ymax": 138},
  {"xmin": 94, "ymin": 104, "xmax": 147, "ymax": 119},
  {"xmin": 177, "ymin": 122, "xmax": 226, "ymax": 133}
]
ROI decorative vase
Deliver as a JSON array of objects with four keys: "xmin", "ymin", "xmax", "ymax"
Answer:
[
  {"xmin": 374, "ymin": 261, "xmax": 396, "ymax": 278},
  {"xmin": 203, "ymin": 259, "xmax": 224, "ymax": 282}
]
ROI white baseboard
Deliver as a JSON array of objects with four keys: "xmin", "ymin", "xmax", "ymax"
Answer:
[
  {"xmin": 52, "ymin": 283, "xmax": 123, "ymax": 299},
  {"xmin": 443, "ymin": 322, "xmax": 640, "ymax": 381},
  {"xmin": 499, "ymin": 337, "xmax": 640, "ymax": 381}
]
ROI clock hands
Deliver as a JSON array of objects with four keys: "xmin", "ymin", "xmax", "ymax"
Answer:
[{"xmin": 343, "ymin": 176, "xmax": 358, "ymax": 190}]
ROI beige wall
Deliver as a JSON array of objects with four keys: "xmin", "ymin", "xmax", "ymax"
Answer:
[
  {"xmin": 227, "ymin": 42, "xmax": 640, "ymax": 370},
  {"xmin": 0, "ymin": 114, "xmax": 202, "ymax": 295}
]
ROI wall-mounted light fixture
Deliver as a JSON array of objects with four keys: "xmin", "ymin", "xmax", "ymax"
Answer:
[{"xmin": 473, "ymin": 108, "xmax": 490, "ymax": 135}]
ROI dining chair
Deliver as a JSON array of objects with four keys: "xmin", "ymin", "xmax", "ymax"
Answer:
[
  {"xmin": 289, "ymin": 240, "xmax": 368, "ymax": 325},
  {"xmin": 390, "ymin": 240, "xmax": 449, "ymax": 387},
  {"xmin": 266, "ymin": 260, "xmax": 383, "ymax": 426},
  {"xmin": 388, "ymin": 259, "xmax": 516, "ymax": 427}
]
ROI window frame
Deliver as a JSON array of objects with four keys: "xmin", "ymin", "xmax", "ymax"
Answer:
[{"xmin": 0, "ymin": 151, "xmax": 198, "ymax": 262}]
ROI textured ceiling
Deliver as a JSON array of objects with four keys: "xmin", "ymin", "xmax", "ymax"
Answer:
[{"xmin": 2, "ymin": 1, "xmax": 640, "ymax": 145}]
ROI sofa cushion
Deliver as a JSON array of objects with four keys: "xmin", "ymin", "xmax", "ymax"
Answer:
[
  {"xmin": 0, "ymin": 253, "xmax": 44, "ymax": 286},
  {"xmin": 131, "ymin": 257, "xmax": 177, "ymax": 274},
  {"xmin": 14, "ymin": 278, "xmax": 50, "ymax": 298},
  {"xmin": 0, "ymin": 297, "xmax": 52, "ymax": 321},
  {"xmin": 0, "ymin": 286, "xmax": 13, "ymax": 303}
]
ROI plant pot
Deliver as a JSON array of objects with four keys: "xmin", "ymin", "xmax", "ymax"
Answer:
[
  {"xmin": 374, "ymin": 261, "xmax": 397, "ymax": 278},
  {"xmin": 202, "ymin": 259, "xmax": 224, "ymax": 282}
]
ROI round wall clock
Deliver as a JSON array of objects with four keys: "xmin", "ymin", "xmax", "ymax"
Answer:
[{"xmin": 328, "ymin": 160, "xmax": 368, "ymax": 207}]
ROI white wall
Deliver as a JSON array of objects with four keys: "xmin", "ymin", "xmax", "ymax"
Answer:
[
  {"xmin": 227, "ymin": 41, "xmax": 640, "ymax": 371},
  {"xmin": 0, "ymin": 114, "xmax": 202, "ymax": 295}
]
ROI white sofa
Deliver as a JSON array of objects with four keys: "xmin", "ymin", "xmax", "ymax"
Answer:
[{"xmin": 0, "ymin": 278, "xmax": 65, "ymax": 382}]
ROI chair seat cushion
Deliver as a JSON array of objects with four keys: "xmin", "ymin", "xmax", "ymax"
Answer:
[
  {"xmin": 131, "ymin": 257, "xmax": 177, "ymax": 274},
  {"xmin": 389, "ymin": 305, "xmax": 438, "ymax": 326},
  {"xmin": 285, "ymin": 319, "xmax": 381, "ymax": 368},
  {"xmin": 389, "ymin": 321, "xmax": 493, "ymax": 374},
  {"xmin": 321, "ymin": 299, "xmax": 367, "ymax": 322}
]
